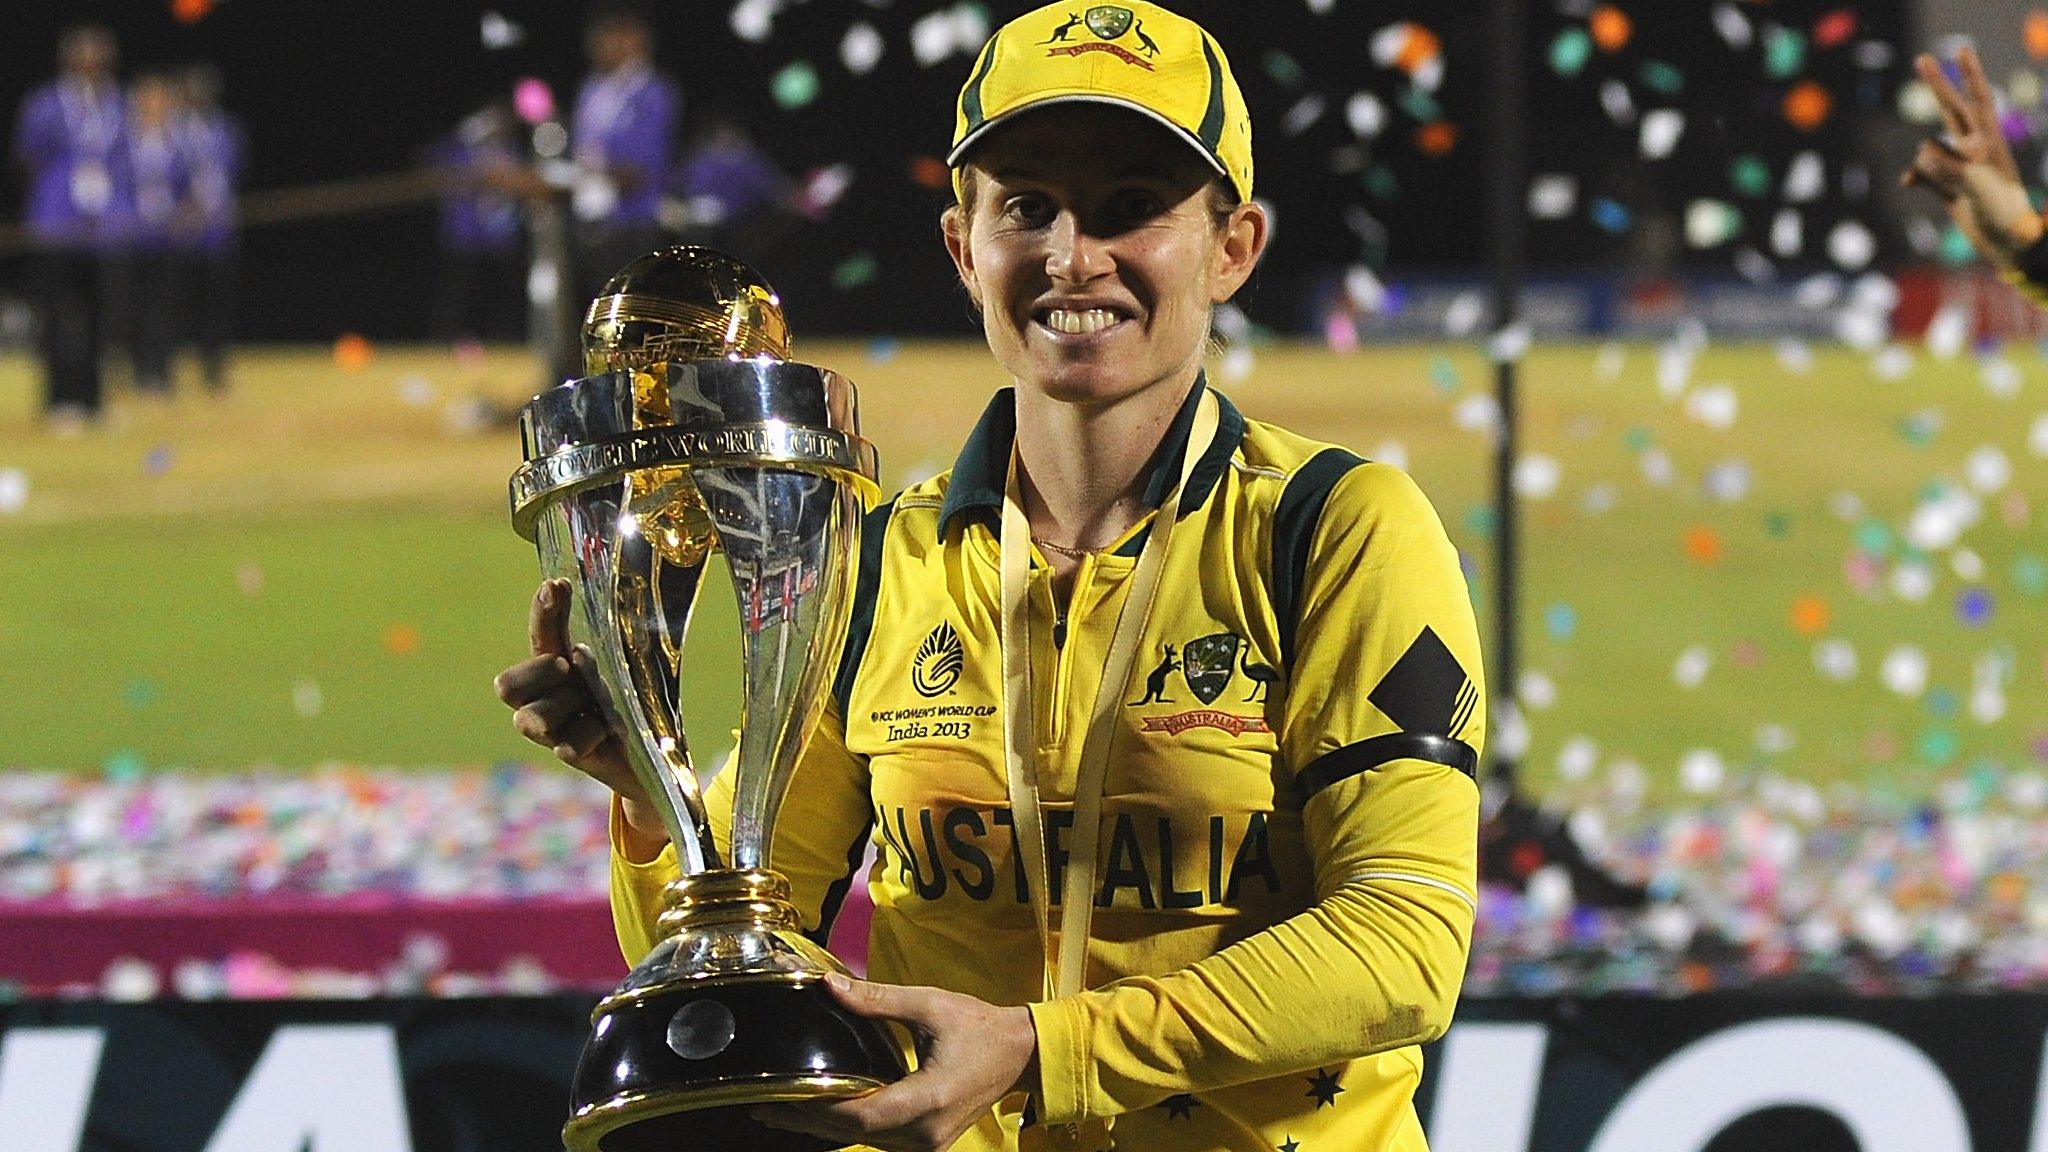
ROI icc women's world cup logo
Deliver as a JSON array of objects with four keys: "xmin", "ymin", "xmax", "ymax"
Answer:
[{"xmin": 912, "ymin": 621, "xmax": 965, "ymax": 697}]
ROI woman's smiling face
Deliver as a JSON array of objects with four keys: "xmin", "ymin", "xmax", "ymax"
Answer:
[{"xmin": 944, "ymin": 103, "xmax": 1266, "ymax": 409}]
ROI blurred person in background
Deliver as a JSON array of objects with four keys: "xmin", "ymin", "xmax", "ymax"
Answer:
[
  {"xmin": 557, "ymin": 4, "xmax": 679, "ymax": 381},
  {"xmin": 1901, "ymin": 44, "xmax": 2048, "ymax": 297},
  {"xmin": 428, "ymin": 103, "xmax": 526, "ymax": 345},
  {"xmin": 12, "ymin": 24, "xmax": 124, "ymax": 428},
  {"xmin": 174, "ymin": 63, "xmax": 243, "ymax": 394},
  {"xmin": 663, "ymin": 109, "xmax": 796, "ymax": 261},
  {"xmin": 107, "ymin": 71, "xmax": 190, "ymax": 398}
]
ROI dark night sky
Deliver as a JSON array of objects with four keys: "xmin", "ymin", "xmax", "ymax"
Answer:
[{"xmin": 1, "ymin": 1, "xmax": 1910, "ymax": 339}]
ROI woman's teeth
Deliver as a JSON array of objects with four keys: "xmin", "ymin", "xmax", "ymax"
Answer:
[{"xmin": 1044, "ymin": 308, "xmax": 1119, "ymax": 334}]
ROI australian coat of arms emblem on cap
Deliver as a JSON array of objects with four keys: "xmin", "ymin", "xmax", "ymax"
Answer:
[{"xmin": 1085, "ymin": 5, "xmax": 1133, "ymax": 39}]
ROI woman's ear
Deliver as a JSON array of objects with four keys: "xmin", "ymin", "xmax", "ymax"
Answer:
[
  {"xmin": 1210, "ymin": 199, "xmax": 1269, "ymax": 303},
  {"xmin": 942, "ymin": 204, "xmax": 984, "ymax": 312}
]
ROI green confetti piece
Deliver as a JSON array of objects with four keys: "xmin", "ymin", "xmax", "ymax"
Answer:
[
  {"xmin": 2014, "ymin": 552, "xmax": 2048, "ymax": 596},
  {"xmin": 1428, "ymin": 358, "xmax": 1460, "ymax": 391},
  {"xmin": 1399, "ymin": 88, "xmax": 1442, "ymax": 121},
  {"xmin": 1853, "ymin": 518, "xmax": 1893, "ymax": 556},
  {"xmin": 1730, "ymin": 154, "xmax": 1771, "ymax": 197},
  {"xmin": 1364, "ymin": 165, "xmax": 1399, "ymax": 201},
  {"xmin": 831, "ymin": 251, "xmax": 879, "ymax": 290},
  {"xmin": 1638, "ymin": 60, "xmax": 1684, "ymax": 95},
  {"xmin": 1916, "ymin": 726, "xmax": 1958, "ymax": 767},
  {"xmin": 1763, "ymin": 511, "xmax": 1793, "ymax": 538},
  {"xmin": 103, "ymin": 749, "xmax": 145, "ymax": 782},
  {"xmin": 1939, "ymin": 224, "xmax": 1980, "ymax": 267},
  {"xmin": 1550, "ymin": 28, "xmax": 1593, "ymax": 77},
  {"xmin": 1623, "ymin": 425, "xmax": 1654, "ymax": 452},
  {"xmin": 1462, "ymin": 505, "xmax": 1497, "ymax": 538},
  {"xmin": 771, "ymin": 61, "xmax": 820, "ymax": 109},
  {"xmin": 1763, "ymin": 27, "xmax": 1806, "ymax": 79},
  {"xmin": 1262, "ymin": 49, "xmax": 1304, "ymax": 87}
]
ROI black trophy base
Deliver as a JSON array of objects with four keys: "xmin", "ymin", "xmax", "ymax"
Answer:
[{"xmin": 566, "ymin": 976, "xmax": 913, "ymax": 1152}]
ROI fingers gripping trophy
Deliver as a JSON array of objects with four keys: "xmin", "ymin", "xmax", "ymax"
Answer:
[{"xmin": 509, "ymin": 247, "xmax": 912, "ymax": 1152}]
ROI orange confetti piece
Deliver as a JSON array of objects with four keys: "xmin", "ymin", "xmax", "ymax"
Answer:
[
  {"xmin": 1783, "ymin": 80, "xmax": 1832, "ymax": 131},
  {"xmin": 1813, "ymin": 9, "xmax": 1856, "ymax": 49},
  {"xmin": 1684, "ymin": 524, "xmax": 1723, "ymax": 564},
  {"xmin": 333, "ymin": 333, "xmax": 373, "ymax": 372},
  {"xmin": 1415, "ymin": 121, "xmax": 1458, "ymax": 156},
  {"xmin": 1393, "ymin": 24, "xmax": 1442, "ymax": 75},
  {"xmin": 2030, "ymin": 10, "xmax": 2048, "ymax": 60},
  {"xmin": 1790, "ymin": 596, "xmax": 1830, "ymax": 636},
  {"xmin": 1590, "ymin": 6, "xmax": 1632, "ymax": 53},
  {"xmin": 171, "ymin": 0, "xmax": 213, "ymax": 24},
  {"xmin": 382, "ymin": 623, "xmax": 420, "ymax": 655},
  {"xmin": 908, "ymin": 156, "xmax": 949, "ymax": 190}
]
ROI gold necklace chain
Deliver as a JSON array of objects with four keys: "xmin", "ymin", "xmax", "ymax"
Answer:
[{"xmin": 1030, "ymin": 535, "xmax": 1111, "ymax": 559}]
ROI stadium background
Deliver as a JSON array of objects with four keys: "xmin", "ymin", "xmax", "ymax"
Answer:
[{"xmin": 10, "ymin": 0, "xmax": 2048, "ymax": 1148}]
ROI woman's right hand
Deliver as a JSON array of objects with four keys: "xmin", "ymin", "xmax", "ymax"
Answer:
[{"xmin": 493, "ymin": 578, "xmax": 671, "ymax": 854}]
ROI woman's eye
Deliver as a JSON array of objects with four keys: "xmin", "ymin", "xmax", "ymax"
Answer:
[
  {"xmin": 1113, "ymin": 190, "xmax": 1165, "ymax": 222},
  {"xmin": 1003, "ymin": 196, "xmax": 1052, "ymax": 224}
]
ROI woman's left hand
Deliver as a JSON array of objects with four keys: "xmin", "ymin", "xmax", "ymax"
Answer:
[{"xmin": 753, "ymin": 972, "xmax": 1038, "ymax": 1152}]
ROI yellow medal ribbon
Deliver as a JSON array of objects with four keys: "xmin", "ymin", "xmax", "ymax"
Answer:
[{"xmin": 998, "ymin": 387, "xmax": 1221, "ymax": 1002}]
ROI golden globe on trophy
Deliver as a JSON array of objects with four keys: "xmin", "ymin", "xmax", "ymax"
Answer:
[{"xmin": 509, "ymin": 247, "xmax": 911, "ymax": 1152}]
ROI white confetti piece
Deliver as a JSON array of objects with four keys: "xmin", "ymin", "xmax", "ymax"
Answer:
[
  {"xmin": 0, "ymin": 468, "xmax": 26, "ymax": 515},
  {"xmin": 1513, "ymin": 453, "xmax": 1562, "ymax": 499},
  {"xmin": 1345, "ymin": 90, "xmax": 1386, "ymax": 137},
  {"xmin": 1880, "ymin": 646, "xmax": 1928, "ymax": 697},
  {"xmin": 1453, "ymin": 393, "xmax": 1500, "ymax": 435},
  {"xmin": 1599, "ymin": 78, "xmax": 1635, "ymax": 124},
  {"xmin": 1640, "ymin": 447, "xmax": 1675, "ymax": 487},
  {"xmin": 1784, "ymin": 151, "xmax": 1825, "ymax": 203},
  {"xmin": 1518, "ymin": 669, "xmax": 1557, "ymax": 710},
  {"xmin": 293, "ymin": 678, "xmax": 325, "ymax": 718},
  {"xmin": 1828, "ymin": 220, "xmax": 1876, "ymax": 270},
  {"xmin": 1685, "ymin": 198, "xmax": 1741, "ymax": 248},
  {"xmin": 1684, "ymin": 383, "xmax": 1738, "ymax": 430},
  {"xmin": 1596, "ymin": 342, "xmax": 1626, "ymax": 379},
  {"xmin": 2031, "ymin": 413, "xmax": 2048, "ymax": 457},
  {"xmin": 1371, "ymin": 439, "xmax": 1408, "ymax": 471},
  {"xmin": 1701, "ymin": 458, "xmax": 1751, "ymax": 503},
  {"xmin": 730, "ymin": 0, "xmax": 779, "ymax": 43},
  {"xmin": 1966, "ymin": 445, "xmax": 2011, "ymax": 494},
  {"xmin": 1951, "ymin": 547, "xmax": 1985, "ymax": 581},
  {"xmin": 1558, "ymin": 736, "xmax": 1600, "ymax": 782},
  {"xmin": 1889, "ymin": 559, "xmax": 1936, "ymax": 602},
  {"xmin": 1713, "ymin": 3, "xmax": 1753, "ymax": 48},
  {"xmin": 1640, "ymin": 109, "xmax": 1684, "ymax": 159},
  {"xmin": 1529, "ymin": 173, "xmax": 1577, "ymax": 220},
  {"xmin": 1814, "ymin": 638, "xmax": 1857, "ymax": 681},
  {"xmin": 1871, "ymin": 343, "xmax": 1913, "ymax": 379},
  {"xmin": 1980, "ymin": 357, "xmax": 2021, "ymax": 398},
  {"xmin": 1488, "ymin": 320, "xmax": 1533, "ymax": 363},
  {"xmin": 840, "ymin": 22, "xmax": 884, "ymax": 74},
  {"xmin": 1443, "ymin": 292, "xmax": 1486, "ymax": 337},
  {"xmin": 1777, "ymin": 339, "xmax": 1814, "ymax": 374},
  {"xmin": 1926, "ymin": 304, "xmax": 1970, "ymax": 360},
  {"xmin": 1343, "ymin": 265, "xmax": 1387, "ymax": 313},
  {"xmin": 1673, "ymin": 645, "xmax": 1712, "ymax": 688},
  {"xmin": 1794, "ymin": 273, "xmax": 1842, "ymax": 310},
  {"xmin": 1770, "ymin": 208, "xmax": 1803, "ymax": 258},
  {"xmin": 1679, "ymin": 749, "xmax": 1726, "ymax": 794}
]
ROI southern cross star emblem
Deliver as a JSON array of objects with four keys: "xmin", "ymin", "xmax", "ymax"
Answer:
[
  {"xmin": 1277, "ymin": 1138, "xmax": 1301, "ymax": 1152},
  {"xmin": 1304, "ymin": 1067, "xmax": 1344, "ymax": 1108},
  {"xmin": 1161, "ymin": 1093, "xmax": 1199, "ymax": 1119}
]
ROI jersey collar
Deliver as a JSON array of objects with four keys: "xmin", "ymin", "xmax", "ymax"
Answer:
[{"xmin": 937, "ymin": 372, "xmax": 1246, "ymax": 541}]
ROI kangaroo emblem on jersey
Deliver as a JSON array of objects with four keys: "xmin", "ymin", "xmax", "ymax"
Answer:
[
  {"xmin": 1130, "ymin": 643, "xmax": 1179, "ymax": 706},
  {"xmin": 1179, "ymin": 633, "xmax": 1240, "ymax": 705},
  {"xmin": 912, "ymin": 621, "xmax": 965, "ymax": 697}
]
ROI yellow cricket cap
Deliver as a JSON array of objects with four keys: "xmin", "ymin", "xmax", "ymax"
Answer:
[{"xmin": 947, "ymin": 1, "xmax": 1253, "ymax": 204}]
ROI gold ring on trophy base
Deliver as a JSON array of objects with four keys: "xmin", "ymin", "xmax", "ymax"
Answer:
[
  {"xmin": 561, "ymin": 1073, "xmax": 890, "ymax": 1152},
  {"xmin": 593, "ymin": 964, "xmax": 843, "ymax": 1016},
  {"xmin": 509, "ymin": 423, "xmax": 881, "ymax": 540}
]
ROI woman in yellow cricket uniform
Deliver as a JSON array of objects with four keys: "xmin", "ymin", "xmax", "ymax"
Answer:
[{"xmin": 502, "ymin": 4, "xmax": 1484, "ymax": 1149}]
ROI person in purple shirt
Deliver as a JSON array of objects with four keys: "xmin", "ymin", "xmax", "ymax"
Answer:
[
  {"xmin": 556, "ymin": 5, "xmax": 680, "ymax": 381},
  {"xmin": 428, "ymin": 103, "xmax": 525, "ymax": 344},
  {"xmin": 666, "ymin": 110, "xmax": 797, "ymax": 259},
  {"xmin": 105, "ymin": 72, "xmax": 192, "ymax": 397},
  {"xmin": 173, "ymin": 64, "xmax": 244, "ymax": 393},
  {"xmin": 12, "ymin": 25, "xmax": 125, "ymax": 425}
]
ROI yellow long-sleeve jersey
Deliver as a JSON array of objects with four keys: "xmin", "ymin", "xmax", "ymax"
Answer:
[{"xmin": 610, "ymin": 379, "xmax": 1484, "ymax": 1152}]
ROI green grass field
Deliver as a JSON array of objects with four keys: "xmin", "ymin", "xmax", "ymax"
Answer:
[{"xmin": 4, "ymin": 337, "xmax": 2045, "ymax": 808}]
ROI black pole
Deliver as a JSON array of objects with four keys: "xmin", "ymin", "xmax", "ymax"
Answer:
[{"xmin": 1487, "ymin": 0, "xmax": 1526, "ymax": 793}]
